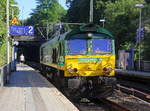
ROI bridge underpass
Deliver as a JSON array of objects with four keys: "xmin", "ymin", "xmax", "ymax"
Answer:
[{"xmin": 13, "ymin": 35, "xmax": 46, "ymax": 63}]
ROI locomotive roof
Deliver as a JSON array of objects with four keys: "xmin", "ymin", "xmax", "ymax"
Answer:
[
  {"xmin": 41, "ymin": 24, "xmax": 114, "ymax": 47},
  {"xmin": 65, "ymin": 23, "xmax": 113, "ymax": 40}
]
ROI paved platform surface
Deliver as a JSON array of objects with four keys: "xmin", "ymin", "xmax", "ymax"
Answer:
[{"xmin": 0, "ymin": 64, "xmax": 79, "ymax": 111}]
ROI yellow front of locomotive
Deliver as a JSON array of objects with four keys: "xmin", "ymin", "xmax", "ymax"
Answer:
[{"xmin": 64, "ymin": 32, "xmax": 115, "ymax": 77}]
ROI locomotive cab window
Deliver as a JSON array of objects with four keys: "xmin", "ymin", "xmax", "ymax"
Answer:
[
  {"xmin": 92, "ymin": 39, "xmax": 112, "ymax": 54},
  {"xmin": 67, "ymin": 40, "xmax": 87, "ymax": 54}
]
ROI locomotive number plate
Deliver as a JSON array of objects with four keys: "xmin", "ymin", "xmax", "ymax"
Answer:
[{"xmin": 78, "ymin": 58, "xmax": 101, "ymax": 63}]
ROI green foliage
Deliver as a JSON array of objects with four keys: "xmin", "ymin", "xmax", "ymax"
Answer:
[
  {"xmin": 0, "ymin": 0, "xmax": 19, "ymax": 66},
  {"xmin": 104, "ymin": 0, "xmax": 144, "ymax": 50},
  {"xmin": 145, "ymin": 0, "xmax": 150, "ymax": 3},
  {"xmin": 26, "ymin": 0, "xmax": 66, "ymax": 38},
  {"xmin": 143, "ymin": 27, "xmax": 150, "ymax": 60},
  {"xmin": 0, "ymin": 41, "xmax": 7, "ymax": 66},
  {"xmin": 66, "ymin": 0, "xmax": 117, "ymax": 23},
  {"xmin": 103, "ymin": 0, "xmax": 150, "ymax": 61},
  {"xmin": 66, "ymin": 0, "xmax": 90, "ymax": 23}
]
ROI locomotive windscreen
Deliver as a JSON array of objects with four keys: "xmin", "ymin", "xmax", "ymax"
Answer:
[
  {"xmin": 67, "ymin": 39, "xmax": 113, "ymax": 55},
  {"xmin": 67, "ymin": 40, "xmax": 87, "ymax": 54},
  {"xmin": 92, "ymin": 39, "xmax": 112, "ymax": 54}
]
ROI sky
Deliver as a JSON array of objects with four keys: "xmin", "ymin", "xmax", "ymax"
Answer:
[{"xmin": 15, "ymin": 0, "xmax": 67, "ymax": 20}]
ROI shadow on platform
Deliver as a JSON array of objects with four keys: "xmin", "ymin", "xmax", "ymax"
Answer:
[{"xmin": 5, "ymin": 66, "xmax": 53, "ymax": 88}]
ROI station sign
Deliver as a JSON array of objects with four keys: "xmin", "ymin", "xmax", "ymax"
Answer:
[
  {"xmin": 10, "ymin": 25, "xmax": 34, "ymax": 36},
  {"xmin": 136, "ymin": 28, "xmax": 144, "ymax": 44}
]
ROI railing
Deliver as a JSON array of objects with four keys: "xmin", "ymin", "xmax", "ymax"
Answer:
[
  {"xmin": 118, "ymin": 60, "xmax": 150, "ymax": 72},
  {"xmin": 142, "ymin": 61, "xmax": 150, "ymax": 72},
  {"xmin": 134, "ymin": 61, "xmax": 150, "ymax": 72},
  {"xmin": 0, "ymin": 61, "xmax": 16, "ymax": 87}
]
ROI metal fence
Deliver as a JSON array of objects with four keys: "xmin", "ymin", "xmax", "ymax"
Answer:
[
  {"xmin": 142, "ymin": 61, "xmax": 150, "ymax": 72},
  {"xmin": 134, "ymin": 61, "xmax": 150, "ymax": 72},
  {"xmin": 0, "ymin": 62, "xmax": 16, "ymax": 87}
]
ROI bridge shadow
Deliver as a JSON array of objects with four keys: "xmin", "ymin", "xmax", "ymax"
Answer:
[{"xmin": 5, "ymin": 65, "xmax": 53, "ymax": 88}]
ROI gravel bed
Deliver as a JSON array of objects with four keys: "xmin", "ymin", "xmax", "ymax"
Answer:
[
  {"xmin": 73, "ymin": 99, "xmax": 110, "ymax": 111},
  {"xmin": 107, "ymin": 91, "xmax": 150, "ymax": 111}
]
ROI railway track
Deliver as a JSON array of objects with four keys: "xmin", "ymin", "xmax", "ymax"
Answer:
[
  {"xmin": 117, "ymin": 80, "xmax": 150, "ymax": 103},
  {"xmin": 72, "ymin": 98, "xmax": 131, "ymax": 111},
  {"xmin": 108, "ymin": 91, "xmax": 150, "ymax": 111},
  {"xmin": 45, "ymin": 76, "xmax": 149, "ymax": 110},
  {"xmin": 117, "ymin": 79, "xmax": 150, "ymax": 94},
  {"xmin": 100, "ymin": 99, "xmax": 130, "ymax": 111},
  {"xmin": 70, "ymin": 79, "xmax": 150, "ymax": 111},
  {"xmin": 72, "ymin": 89, "xmax": 150, "ymax": 111}
]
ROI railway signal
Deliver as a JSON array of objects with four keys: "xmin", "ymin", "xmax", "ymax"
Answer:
[{"xmin": 135, "ymin": 3, "xmax": 144, "ymax": 71}]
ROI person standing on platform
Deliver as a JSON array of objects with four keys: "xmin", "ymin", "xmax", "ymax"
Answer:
[{"xmin": 20, "ymin": 54, "xmax": 25, "ymax": 64}]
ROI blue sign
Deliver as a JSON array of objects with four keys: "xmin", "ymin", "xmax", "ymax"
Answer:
[
  {"xmin": 136, "ymin": 28, "xmax": 145, "ymax": 44},
  {"xmin": 140, "ymin": 28, "xmax": 144, "ymax": 38},
  {"xmin": 10, "ymin": 25, "xmax": 34, "ymax": 36}
]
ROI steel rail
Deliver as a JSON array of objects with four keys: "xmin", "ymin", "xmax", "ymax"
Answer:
[
  {"xmin": 100, "ymin": 99, "xmax": 131, "ymax": 111},
  {"xmin": 116, "ymin": 84, "xmax": 150, "ymax": 103},
  {"xmin": 88, "ymin": 98, "xmax": 131, "ymax": 111}
]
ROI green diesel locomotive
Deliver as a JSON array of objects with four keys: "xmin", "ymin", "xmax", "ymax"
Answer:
[{"xmin": 40, "ymin": 24, "xmax": 116, "ymax": 99}]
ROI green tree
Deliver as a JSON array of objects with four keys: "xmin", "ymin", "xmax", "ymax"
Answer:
[
  {"xmin": 142, "ymin": 4, "xmax": 150, "ymax": 60},
  {"xmin": 66, "ymin": 0, "xmax": 117, "ymax": 23},
  {"xmin": 145, "ymin": 0, "xmax": 150, "ymax": 3},
  {"xmin": 143, "ymin": 31, "xmax": 150, "ymax": 60},
  {"xmin": 66, "ymin": 0, "xmax": 90, "ymax": 23},
  {"xmin": 0, "ymin": 0, "xmax": 19, "ymax": 66},
  {"xmin": 104, "ymin": 0, "xmax": 144, "ymax": 50},
  {"xmin": 26, "ymin": 0, "xmax": 66, "ymax": 38}
]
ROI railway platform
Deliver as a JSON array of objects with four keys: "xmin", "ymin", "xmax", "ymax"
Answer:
[{"xmin": 0, "ymin": 64, "xmax": 79, "ymax": 111}]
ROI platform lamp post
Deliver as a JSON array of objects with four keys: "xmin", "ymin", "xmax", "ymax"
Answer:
[
  {"xmin": 6, "ymin": 0, "xmax": 10, "ymax": 77},
  {"xmin": 135, "ymin": 3, "xmax": 144, "ymax": 71},
  {"xmin": 10, "ymin": 4, "xmax": 18, "ymax": 72},
  {"xmin": 6, "ymin": 0, "xmax": 18, "ymax": 78},
  {"xmin": 89, "ymin": 0, "xmax": 93, "ymax": 23}
]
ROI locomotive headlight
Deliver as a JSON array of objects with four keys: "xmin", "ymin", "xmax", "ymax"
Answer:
[
  {"xmin": 103, "ymin": 67, "xmax": 108, "ymax": 72},
  {"xmin": 107, "ymin": 68, "xmax": 113, "ymax": 72},
  {"xmin": 87, "ymin": 33, "xmax": 93, "ymax": 37},
  {"xmin": 68, "ymin": 68, "xmax": 74, "ymax": 73},
  {"xmin": 68, "ymin": 68, "xmax": 78, "ymax": 73},
  {"xmin": 103, "ymin": 67, "xmax": 113, "ymax": 76},
  {"xmin": 103, "ymin": 67, "xmax": 113, "ymax": 72},
  {"xmin": 73, "ymin": 68, "xmax": 78, "ymax": 72}
]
